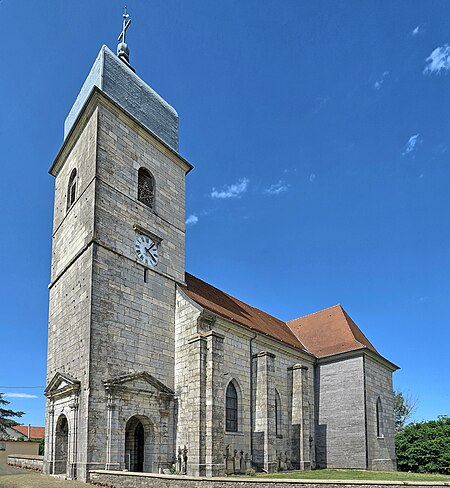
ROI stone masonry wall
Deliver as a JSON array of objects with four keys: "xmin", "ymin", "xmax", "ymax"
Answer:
[
  {"xmin": 364, "ymin": 355, "xmax": 396, "ymax": 471},
  {"xmin": 174, "ymin": 292, "xmax": 316, "ymax": 475},
  {"xmin": 46, "ymin": 108, "xmax": 99, "ymax": 480},
  {"xmin": 174, "ymin": 288, "xmax": 202, "ymax": 463},
  {"xmin": 8, "ymin": 455, "xmax": 44, "ymax": 471},
  {"xmin": 51, "ymin": 109, "xmax": 97, "ymax": 281},
  {"xmin": 84, "ymin": 100, "xmax": 187, "ymax": 472},
  {"xmin": 315, "ymin": 356, "xmax": 366, "ymax": 469},
  {"xmin": 96, "ymin": 103, "xmax": 186, "ymax": 267}
]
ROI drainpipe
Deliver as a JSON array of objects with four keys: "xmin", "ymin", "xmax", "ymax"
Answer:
[{"xmin": 249, "ymin": 334, "xmax": 257, "ymax": 465}]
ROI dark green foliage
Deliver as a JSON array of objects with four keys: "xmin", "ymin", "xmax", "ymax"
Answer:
[
  {"xmin": 396, "ymin": 416, "xmax": 450, "ymax": 474},
  {"xmin": 0, "ymin": 392, "xmax": 24, "ymax": 436}
]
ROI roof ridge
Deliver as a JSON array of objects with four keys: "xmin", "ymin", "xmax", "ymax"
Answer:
[
  {"xmin": 287, "ymin": 303, "xmax": 341, "ymax": 323},
  {"xmin": 340, "ymin": 307, "xmax": 378, "ymax": 354},
  {"xmin": 337, "ymin": 305, "xmax": 360, "ymax": 345},
  {"xmin": 186, "ymin": 272, "xmax": 285, "ymax": 325}
]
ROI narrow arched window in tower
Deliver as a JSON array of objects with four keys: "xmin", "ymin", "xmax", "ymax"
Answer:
[
  {"xmin": 275, "ymin": 389, "xmax": 282, "ymax": 436},
  {"xmin": 138, "ymin": 167, "xmax": 155, "ymax": 210},
  {"xmin": 226, "ymin": 382, "xmax": 238, "ymax": 432},
  {"xmin": 67, "ymin": 168, "xmax": 77, "ymax": 210},
  {"xmin": 376, "ymin": 397, "xmax": 384, "ymax": 437}
]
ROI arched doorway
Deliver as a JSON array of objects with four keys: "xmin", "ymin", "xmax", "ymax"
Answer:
[
  {"xmin": 125, "ymin": 416, "xmax": 153, "ymax": 472},
  {"xmin": 54, "ymin": 414, "xmax": 69, "ymax": 475}
]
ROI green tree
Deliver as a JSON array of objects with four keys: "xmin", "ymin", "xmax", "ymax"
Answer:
[
  {"xmin": 394, "ymin": 390, "xmax": 416, "ymax": 432},
  {"xmin": 0, "ymin": 393, "xmax": 25, "ymax": 438},
  {"xmin": 396, "ymin": 416, "xmax": 450, "ymax": 474}
]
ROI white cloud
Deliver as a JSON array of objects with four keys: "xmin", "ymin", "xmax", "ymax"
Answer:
[
  {"xmin": 402, "ymin": 134, "xmax": 421, "ymax": 156},
  {"xmin": 264, "ymin": 180, "xmax": 289, "ymax": 196},
  {"xmin": 374, "ymin": 71, "xmax": 389, "ymax": 90},
  {"xmin": 4, "ymin": 393, "xmax": 38, "ymax": 399},
  {"xmin": 211, "ymin": 178, "xmax": 249, "ymax": 199},
  {"xmin": 412, "ymin": 25, "xmax": 424, "ymax": 36},
  {"xmin": 309, "ymin": 173, "xmax": 316, "ymax": 183},
  {"xmin": 185, "ymin": 214, "xmax": 198, "ymax": 225},
  {"xmin": 424, "ymin": 45, "xmax": 450, "ymax": 74}
]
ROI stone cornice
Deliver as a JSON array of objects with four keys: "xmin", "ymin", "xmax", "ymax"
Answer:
[{"xmin": 317, "ymin": 347, "xmax": 399, "ymax": 372}]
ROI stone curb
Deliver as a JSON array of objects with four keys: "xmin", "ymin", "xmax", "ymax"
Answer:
[{"xmin": 89, "ymin": 470, "xmax": 450, "ymax": 486}]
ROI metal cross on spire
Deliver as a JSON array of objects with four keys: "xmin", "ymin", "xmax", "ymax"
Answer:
[
  {"xmin": 118, "ymin": 6, "xmax": 132, "ymax": 44},
  {"xmin": 117, "ymin": 6, "xmax": 133, "ymax": 66}
]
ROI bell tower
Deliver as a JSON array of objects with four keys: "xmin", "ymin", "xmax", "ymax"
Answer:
[{"xmin": 44, "ymin": 18, "xmax": 192, "ymax": 480}]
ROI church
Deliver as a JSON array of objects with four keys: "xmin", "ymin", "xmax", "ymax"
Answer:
[{"xmin": 43, "ymin": 25, "xmax": 398, "ymax": 482}]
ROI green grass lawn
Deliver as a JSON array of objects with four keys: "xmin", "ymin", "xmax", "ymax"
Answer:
[{"xmin": 258, "ymin": 469, "xmax": 450, "ymax": 482}]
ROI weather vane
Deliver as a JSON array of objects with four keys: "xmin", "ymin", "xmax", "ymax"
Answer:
[{"xmin": 117, "ymin": 6, "xmax": 132, "ymax": 65}]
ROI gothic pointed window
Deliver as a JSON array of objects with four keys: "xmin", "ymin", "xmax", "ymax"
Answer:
[
  {"xmin": 138, "ymin": 167, "xmax": 155, "ymax": 210},
  {"xmin": 376, "ymin": 397, "xmax": 384, "ymax": 437},
  {"xmin": 67, "ymin": 168, "xmax": 77, "ymax": 210},
  {"xmin": 226, "ymin": 382, "xmax": 238, "ymax": 432},
  {"xmin": 275, "ymin": 389, "xmax": 282, "ymax": 436}
]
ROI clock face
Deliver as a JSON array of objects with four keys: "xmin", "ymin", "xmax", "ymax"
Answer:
[{"xmin": 135, "ymin": 234, "xmax": 159, "ymax": 267}]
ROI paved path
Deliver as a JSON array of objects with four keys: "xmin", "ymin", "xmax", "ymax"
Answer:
[{"xmin": 0, "ymin": 458, "xmax": 87, "ymax": 488}]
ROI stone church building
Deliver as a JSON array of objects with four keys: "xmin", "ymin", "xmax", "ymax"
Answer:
[{"xmin": 44, "ymin": 41, "xmax": 398, "ymax": 481}]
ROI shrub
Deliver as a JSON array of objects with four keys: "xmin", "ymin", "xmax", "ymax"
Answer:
[
  {"xmin": 245, "ymin": 468, "xmax": 256, "ymax": 476},
  {"xmin": 396, "ymin": 415, "xmax": 450, "ymax": 474}
]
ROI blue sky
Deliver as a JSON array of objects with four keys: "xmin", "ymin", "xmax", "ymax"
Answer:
[{"xmin": 0, "ymin": 0, "xmax": 449, "ymax": 427}]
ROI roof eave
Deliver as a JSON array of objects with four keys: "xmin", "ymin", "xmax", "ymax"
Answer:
[{"xmin": 317, "ymin": 346, "xmax": 400, "ymax": 371}]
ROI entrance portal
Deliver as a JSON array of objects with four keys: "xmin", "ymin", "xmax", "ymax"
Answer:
[
  {"xmin": 125, "ymin": 416, "xmax": 153, "ymax": 472},
  {"xmin": 54, "ymin": 414, "xmax": 69, "ymax": 475}
]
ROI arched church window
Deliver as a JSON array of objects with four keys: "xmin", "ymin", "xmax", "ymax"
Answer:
[
  {"xmin": 226, "ymin": 381, "xmax": 238, "ymax": 432},
  {"xmin": 67, "ymin": 168, "xmax": 77, "ymax": 210},
  {"xmin": 275, "ymin": 389, "xmax": 282, "ymax": 436},
  {"xmin": 376, "ymin": 397, "xmax": 384, "ymax": 437},
  {"xmin": 138, "ymin": 167, "xmax": 155, "ymax": 210}
]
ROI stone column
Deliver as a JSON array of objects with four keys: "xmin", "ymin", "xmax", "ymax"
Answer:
[
  {"xmin": 68, "ymin": 394, "xmax": 79, "ymax": 479},
  {"xmin": 44, "ymin": 402, "xmax": 55, "ymax": 474},
  {"xmin": 253, "ymin": 351, "xmax": 277, "ymax": 473},
  {"xmin": 105, "ymin": 392, "xmax": 121, "ymax": 471},
  {"xmin": 289, "ymin": 364, "xmax": 311, "ymax": 470},
  {"xmin": 186, "ymin": 334, "xmax": 207, "ymax": 476},
  {"xmin": 158, "ymin": 404, "xmax": 172, "ymax": 471},
  {"xmin": 205, "ymin": 331, "xmax": 225, "ymax": 476}
]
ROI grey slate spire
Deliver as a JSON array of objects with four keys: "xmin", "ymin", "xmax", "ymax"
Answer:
[{"xmin": 64, "ymin": 45, "xmax": 179, "ymax": 151}]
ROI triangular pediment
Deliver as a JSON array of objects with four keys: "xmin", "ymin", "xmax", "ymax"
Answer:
[
  {"xmin": 45, "ymin": 372, "xmax": 80, "ymax": 397},
  {"xmin": 103, "ymin": 371, "xmax": 174, "ymax": 396}
]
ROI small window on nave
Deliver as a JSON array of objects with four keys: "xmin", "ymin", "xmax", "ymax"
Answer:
[
  {"xmin": 138, "ymin": 167, "xmax": 155, "ymax": 210},
  {"xmin": 67, "ymin": 168, "xmax": 77, "ymax": 210},
  {"xmin": 275, "ymin": 389, "xmax": 282, "ymax": 436},
  {"xmin": 376, "ymin": 397, "xmax": 384, "ymax": 437},
  {"xmin": 226, "ymin": 382, "xmax": 238, "ymax": 432}
]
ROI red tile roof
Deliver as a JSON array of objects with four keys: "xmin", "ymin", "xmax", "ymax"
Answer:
[
  {"xmin": 12, "ymin": 425, "xmax": 45, "ymax": 440},
  {"xmin": 183, "ymin": 273, "xmax": 310, "ymax": 353},
  {"xmin": 287, "ymin": 304, "xmax": 378, "ymax": 358},
  {"xmin": 183, "ymin": 274, "xmax": 379, "ymax": 360}
]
